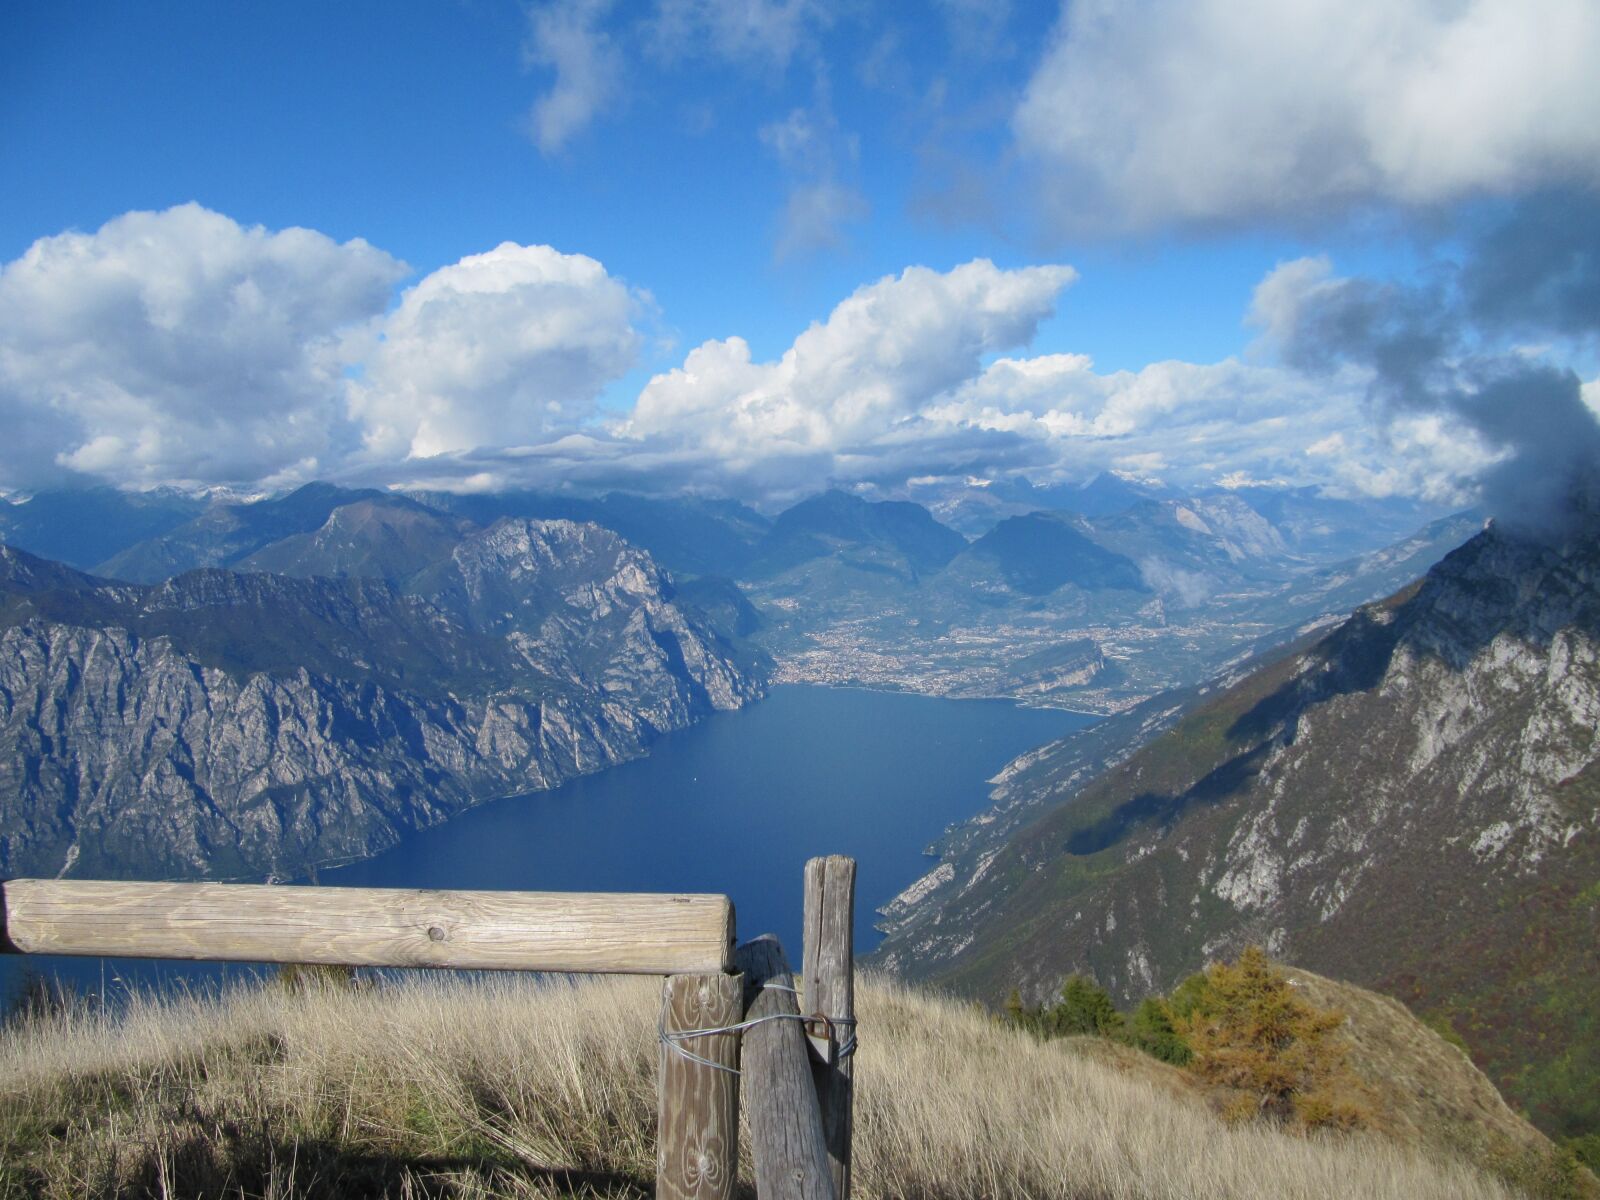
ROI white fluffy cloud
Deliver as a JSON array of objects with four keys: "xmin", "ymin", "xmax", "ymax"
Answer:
[
  {"xmin": 928, "ymin": 352, "xmax": 1476, "ymax": 502},
  {"xmin": 629, "ymin": 259, "xmax": 1076, "ymax": 454},
  {"xmin": 0, "ymin": 204, "xmax": 406, "ymax": 490},
  {"xmin": 1015, "ymin": 0, "xmax": 1600, "ymax": 228},
  {"xmin": 611, "ymin": 256, "xmax": 1481, "ymax": 503},
  {"xmin": 0, "ymin": 207, "xmax": 645, "ymax": 492},
  {"xmin": 350, "ymin": 242, "xmax": 643, "ymax": 461}
]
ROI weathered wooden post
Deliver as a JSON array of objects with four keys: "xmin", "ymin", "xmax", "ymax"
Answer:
[
  {"xmin": 736, "ymin": 934, "xmax": 835, "ymax": 1200},
  {"xmin": 802, "ymin": 855, "xmax": 855, "ymax": 1200},
  {"xmin": 657, "ymin": 971, "xmax": 743, "ymax": 1200}
]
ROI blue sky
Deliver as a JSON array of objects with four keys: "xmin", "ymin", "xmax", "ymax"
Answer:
[{"xmin": 2, "ymin": 0, "xmax": 1596, "ymax": 512}]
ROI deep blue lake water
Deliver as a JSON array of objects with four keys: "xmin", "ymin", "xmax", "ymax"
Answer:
[{"xmin": 2, "ymin": 686, "xmax": 1092, "ymax": 1003}]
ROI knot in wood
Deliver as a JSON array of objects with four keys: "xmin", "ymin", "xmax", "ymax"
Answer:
[{"xmin": 426, "ymin": 925, "xmax": 446, "ymax": 943}]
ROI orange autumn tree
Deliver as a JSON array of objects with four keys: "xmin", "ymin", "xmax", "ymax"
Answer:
[{"xmin": 1174, "ymin": 946, "xmax": 1370, "ymax": 1131}]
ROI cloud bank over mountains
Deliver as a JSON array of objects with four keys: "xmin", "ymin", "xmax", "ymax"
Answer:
[
  {"xmin": 2, "ymin": 3, "xmax": 1595, "ymax": 516},
  {"xmin": 0, "ymin": 200, "xmax": 1593, "ymax": 512}
]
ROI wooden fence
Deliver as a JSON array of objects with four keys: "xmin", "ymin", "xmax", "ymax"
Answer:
[{"xmin": 0, "ymin": 857, "xmax": 857, "ymax": 1200}]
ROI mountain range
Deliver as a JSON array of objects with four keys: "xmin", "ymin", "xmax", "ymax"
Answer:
[
  {"xmin": 0, "ymin": 518, "xmax": 765, "ymax": 881},
  {"xmin": 740, "ymin": 487, "xmax": 1479, "ymax": 706},
  {"xmin": 2, "ymin": 478, "xmax": 1474, "ymax": 711},
  {"xmin": 873, "ymin": 514, "xmax": 1600, "ymax": 1142}
]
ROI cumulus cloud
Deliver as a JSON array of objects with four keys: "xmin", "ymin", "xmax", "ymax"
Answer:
[
  {"xmin": 7, "ymin": 206, "xmax": 1567, "ymax": 513},
  {"xmin": 584, "ymin": 256, "xmax": 1472, "ymax": 505},
  {"xmin": 525, "ymin": 0, "xmax": 621, "ymax": 154},
  {"xmin": 350, "ymin": 243, "xmax": 643, "ymax": 461},
  {"xmin": 0, "ymin": 207, "xmax": 648, "ymax": 494},
  {"xmin": 630, "ymin": 259, "xmax": 1075, "ymax": 454},
  {"xmin": 0, "ymin": 204, "xmax": 406, "ymax": 491},
  {"xmin": 1014, "ymin": 0, "xmax": 1600, "ymax": 229},
  {"xmin": 322, "ymin": 246, "xmax": 1497, "ymax": 507},
  {"xmin": 924, "ymin": 352, "xmax": 1466, "ymax": 503}
]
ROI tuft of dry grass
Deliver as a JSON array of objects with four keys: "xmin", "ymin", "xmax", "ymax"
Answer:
[{"xmin": 0, "ymin": 969, "xmax": 1529, "ymax": 1199}]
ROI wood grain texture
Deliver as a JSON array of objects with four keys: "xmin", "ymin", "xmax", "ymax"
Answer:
[
  {"xmin": 0, "ymin": 879, "xmax": 735, "ymax": 974},
  {"xmin": 736, "ymin": 935, "xmax": 835, "ymax": 1200},
  {"xmin": 802, "ymin": 856, "xmax": 856, "ymax": 1200},
  {"xmin": 657, "ymin": 972, "xmax": 742, "ymax": 1200}
]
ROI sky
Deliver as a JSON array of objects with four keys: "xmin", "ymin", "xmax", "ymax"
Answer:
[{"xmin": 1, "ymin": 0, "xmax": 1597, "ymax": 518}]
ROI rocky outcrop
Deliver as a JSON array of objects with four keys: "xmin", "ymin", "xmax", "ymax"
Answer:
[{"xmin": 0, "ymin": 522, "xmax": 767, "ymax": 882}]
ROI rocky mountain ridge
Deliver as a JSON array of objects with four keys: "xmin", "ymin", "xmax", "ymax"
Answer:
[
  {"xmin": 872, "ymin": 517, "xmax": 1600, "ymax": 1138},
  {"xmin": 3, "ymin": 479, "xmax": 1474, "ymax": 709},
  {"xmin": 0, "ymin": 519, "xmax": 766, "ymax": 881}
]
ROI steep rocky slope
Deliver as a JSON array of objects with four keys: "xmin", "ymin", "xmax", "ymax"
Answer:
[
  {"xmin": 0, "ymin": 520, "xmax": 766, "ymax": 882},
  {"xmin": 874, "ymin": 518, "xmax": 1600, "ymax": 1138}
]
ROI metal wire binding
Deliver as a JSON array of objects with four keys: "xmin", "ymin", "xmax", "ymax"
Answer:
[{"xmin": 658, "ymin": 980, "xmax": 858, "ymax": 1076}]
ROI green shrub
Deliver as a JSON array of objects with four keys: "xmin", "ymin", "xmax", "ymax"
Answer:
[
  {"xmin": 1130, "ymin": 997, "xmax": 1192, "ymax": 1065},
  {"xmin": 1045, "ymin": 975, "xmax": 1125, "ymax": 1038},
  {"xmin": 1568, "ymin": 1133, "xmax": 1600, "ymax": 1174}
]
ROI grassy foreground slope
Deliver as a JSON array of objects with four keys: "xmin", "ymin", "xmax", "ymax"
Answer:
[{"xmin": 0, "ymin": 972, "xmax": 1543, "ymax": 1200}]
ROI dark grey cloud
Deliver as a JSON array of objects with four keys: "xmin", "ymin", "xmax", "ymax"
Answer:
[
  {"xmin": 1460, "ymin": 191, "xmax": 1600, "ymax": 342},
  {"xmin": 1254, "ymin": 200, "xmax": 1600, "ymax": 538}
]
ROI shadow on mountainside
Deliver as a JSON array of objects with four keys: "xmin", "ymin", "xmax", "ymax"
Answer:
[
  {"xmin": 1064, "ymin": 745, "xmax": 1273, "ymax": 855},
  {"xmin": 1233, "ymin": 524, "xmax": 1598, "ymax": 744},
  {"xmin": 1063, "ymin": 525, "xmax": 1600, "ymax": 859}
]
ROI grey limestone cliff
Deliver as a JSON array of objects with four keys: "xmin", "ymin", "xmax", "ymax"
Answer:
[{"xmin": 0, "ymin": 519, "xmax": 767, "ymax": 882}]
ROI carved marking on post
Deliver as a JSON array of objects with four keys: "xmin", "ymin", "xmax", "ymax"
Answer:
[
  {"xmin": 802, "ymin": 855, "xmax": 856, "ymax": 1200},
  {"xmin": 658, "ymin": 972, "xmax": 742, "ymax": 1200},
  {"xmin": 736, "ymin": 934, "xmax": 835, "ymax": 1200}
]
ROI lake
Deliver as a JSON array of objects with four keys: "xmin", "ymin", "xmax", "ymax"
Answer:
[{"xmin": 1, "ymin": 686, "xmax": 1092, "ymax": 1002}]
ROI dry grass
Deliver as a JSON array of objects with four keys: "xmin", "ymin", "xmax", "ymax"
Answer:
[{"xmin": 0, "ymin": 970, "xmax": 1528, "ymax": 1199}]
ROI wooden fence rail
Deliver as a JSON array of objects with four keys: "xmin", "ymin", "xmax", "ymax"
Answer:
[
  {"xmin": 0, "ymin": 878, "xmax": 734, "ymax": 974},
  {"xmin": 0, "ymin": 858, "xmax": 855, "ymax": 1200}
]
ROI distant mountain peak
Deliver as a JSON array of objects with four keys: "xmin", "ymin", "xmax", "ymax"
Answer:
[{"xmin": 748, "ymin": 489, "xmax": 967, "ymax": 581}]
